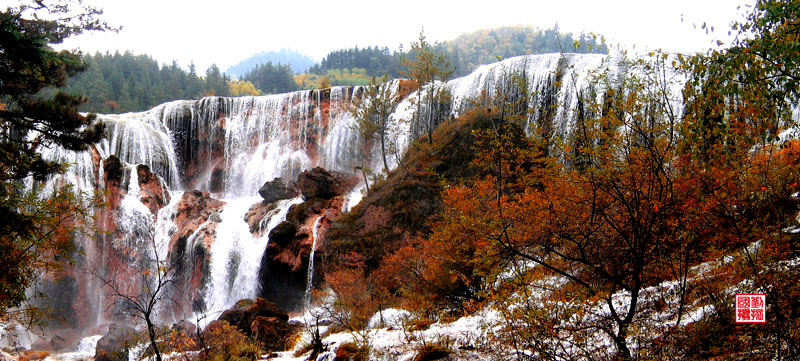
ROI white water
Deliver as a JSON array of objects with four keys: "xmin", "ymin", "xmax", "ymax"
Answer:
[
  {"xmin": 203, "ymin": 196, "xmax": 303, "ymax": 318},
  {"xmin": 304, "ymin": 216, "xmax": 324, "ymax": 307},
  {"xmin": 32, "ymin": 53, "xmax": 678, "ymax": 335},
  {"xmin": 43, "ymin": 335, "xmax": 104, "ymax": 361}
]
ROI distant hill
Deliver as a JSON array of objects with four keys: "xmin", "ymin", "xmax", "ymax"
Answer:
[
  {"xmin": 437, "ymin": 25, "xmax": 609, "ymax": 76},
  {"xmin": 226, "ymin": 49, "xmax": 315, "ymax": 78},
  {"xmin": 303, "ymin": 25, "xmax": 609, "ymax": 85}
]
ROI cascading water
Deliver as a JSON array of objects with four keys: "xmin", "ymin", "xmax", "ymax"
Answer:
[
  {"xmin": 30, "ymin": 53, "xmax": 672, "ymax": 339},
  {"xmin": 304, "ymin": 216, "xmax": 324, "ymax": 307},
  {"xmin": 203, "ymin": 196, "xmax": 303, "ymax": 318}
]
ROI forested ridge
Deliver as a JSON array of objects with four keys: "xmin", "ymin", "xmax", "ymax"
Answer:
[{"xmin": 63, "ymin": 25, "xmax": 607, "ymax": 114}]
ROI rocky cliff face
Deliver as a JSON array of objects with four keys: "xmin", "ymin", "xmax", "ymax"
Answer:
[{"xmin": 243, "ymin": 167, "xmax": 358, "ymax": 311}]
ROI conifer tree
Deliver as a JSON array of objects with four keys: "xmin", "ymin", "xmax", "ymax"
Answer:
[{"xmin": 0, "ymin": 0, "xmax": 109, "ymax": 324}]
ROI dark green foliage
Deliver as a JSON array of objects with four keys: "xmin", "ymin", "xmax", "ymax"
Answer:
[
  {"xmin": 242, "ymin": 61, "xmax": 297, "ymax": 94},
  {"xmin": 63, "ymin": 52, "xmax": 208, "ymax": 113},
  {"xmin": 306, "ymin": 25, "xmax": 608, "ymax": 82},
  {"xmin": 0, "ymin": 0, "xmax": 106, "ymax": 321},
  {"xmin": 309, "ymin": 46, "xmax": 401, "ymax": 78},
  {"xmin": 204, "ymin": 64, "xmax": 230, "ymax": 97}
]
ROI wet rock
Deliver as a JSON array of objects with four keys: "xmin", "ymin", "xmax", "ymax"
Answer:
[
  {"xmin": 296, "ymin": 167, "xmax": 358, "ymax": 199},
  {"xmin": 95, "ymin": 324, "xmax": 134, "ymax": 361},
  {"xmin": 136, "ymin": 164, "xmax": 171, "ymax": 215},
  {"xmin": 50, "ymin": 328, "xmax": 82, "ymax": 351},
  {"xmin": 268, "ymin": 221, "xmax": 297, "ymax": 247},
  {"xmin": 258, "ymin": 177, "xmax": 299, "ymax": 204},
  {"xmin": 258, "ymin": 196, "xmax": 345, "ymax": 311},
  {"xmin": 208, "ymin": 166, "xmax": 225, "ymax": 193},
  {"xmin": 243, "ymin": 201, "xmax": 277, "ymax": 234},
  {"xmin": 102, "ymin": 155, "xmax": 127, "ymax": 211},
  {"xmin": 103, "ymin": 155, "xmax": 125, "ymax": 186},
  {"xmin": 167, "ymin": 190, "xmax": 226, "ymax": 318}
]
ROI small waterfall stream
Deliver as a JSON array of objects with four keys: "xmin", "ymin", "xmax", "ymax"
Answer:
[{"xmin": 304, "ymin": 216, "xmax": 324, "ymax": 307}]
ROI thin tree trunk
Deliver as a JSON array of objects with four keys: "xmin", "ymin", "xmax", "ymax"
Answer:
[
  {"xmin": 146, "ymin": 316, "xmax": 163, "ymax": 361},
  {"xmin": 380, "ymin": 115, "xmax": 389, "ymax": 174}
]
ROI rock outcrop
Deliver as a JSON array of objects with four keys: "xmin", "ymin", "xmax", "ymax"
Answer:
[
  {"xmin": 258, "ymin": 177, "xmax": 299, "ymax": 204},
  {"xmin": 31, "ymin": 328, "xmax": 82, "ymax": 352},
  {"xmin": 217, "ymin": 298, "xmax": 296, "ymax": 351},
  {"xmin": 95, "ymin": 324, "xmax": 135, "ymax": 361},
  {"xmin": 136, "ymin": 164, "xmax": 170, "ymax": 215},
  {"xmin": 167, "ymin": 190, "xmax": 226, "ymax": 314},
  {"xmin": 297, "ymin": 167, "xmax": 359, "ymax": 199},
  {"xmin": 257, "ymin": 168, "xmax": 356, "ymax": 311}
]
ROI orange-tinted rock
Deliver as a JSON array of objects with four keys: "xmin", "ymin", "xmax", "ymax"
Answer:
[
  {"xmin": 244, "ymin": 201, "xmax": 278, "ymax": 234},
  {"xmin": 136, "ymin": 164, "xmax": 170, "ymax": 216},
  {"xmin": 167, "ymin": 190, "xmax": 226, "ymax": 312},
  {"xmin": 258, "ymin": 194, "xmax": 346, "ymax": 311}
]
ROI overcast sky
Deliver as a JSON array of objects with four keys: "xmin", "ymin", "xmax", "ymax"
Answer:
[{"xmin": 6, "ymin": 0, "xmax": 751, "ymax": 74}]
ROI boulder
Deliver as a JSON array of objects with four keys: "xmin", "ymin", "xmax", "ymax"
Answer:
[
  {"xmin": 95, "ymin": 324, "xmax": 134, "ymax": 361},
  {"xmin": 50, "ymin": 328, "xmax": 83, "ymax": 351},
  {"xmin": 258, "ymin": 177, "xmax": 299, "ymax": 203},
  {"xmin": 296, "ymin": 167, "xmax": 358, "ymax": 199},
  {"xmin": 243, "ymin": 201, "xmax": 277, "ymax": 234},
  {"xmin": 251, "ymin": 316, "xmax": 294, "ymax": 350},
  {"xmin": 217, "ymin": 298, "xmax": 290, "ymax": 345},
  {"xmin": 172, "ymin": 319, "xmax": 197, "ymax": 336}
]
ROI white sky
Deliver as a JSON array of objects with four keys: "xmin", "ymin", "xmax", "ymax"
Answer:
[{"xmin": 5, "ymin": 0, "xmax": 752, "ymax": 74}]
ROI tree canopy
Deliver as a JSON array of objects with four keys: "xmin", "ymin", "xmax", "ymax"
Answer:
[{"xmin": 0, "ymin": 0, "xmax": 107, "ymax": 324}]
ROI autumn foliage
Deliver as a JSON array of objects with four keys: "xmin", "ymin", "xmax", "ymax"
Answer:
[{"xmin": 325, "ymin": 7, "xmax": 800, "ymax": 357}]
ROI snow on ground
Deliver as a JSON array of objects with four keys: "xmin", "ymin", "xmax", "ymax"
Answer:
[{"xmin": 274, "ymin": 241, "xmax": 782, "ymax": 361}]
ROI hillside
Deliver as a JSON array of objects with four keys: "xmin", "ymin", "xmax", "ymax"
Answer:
[
  {"xmin": 59, "ymin": 26, "xmax": 610, "ymax": 113},
  {"xmin": 225, "ymin": 49, "xmax": 315, "ymax": 77}
]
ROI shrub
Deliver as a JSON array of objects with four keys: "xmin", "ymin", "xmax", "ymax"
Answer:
[
  {"xmin": 413, "ymin": 342, "xmax": 450, "ymax": 361},
  {"xmin": 334, "ymin": 342, "xmax": 369, "ymax": 361}
]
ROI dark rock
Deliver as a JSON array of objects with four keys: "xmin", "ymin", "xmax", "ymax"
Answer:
[
  {"xmin": 258, "ymin": 196, "xmax": 345, "ymax": 312},
  {"xmin": 208, "ymin": 166, "xmax": 225, "ymax": 193},
  {"xmin": 268, "ymin": 221, "xmax": 297, "ymax": 247},
  {"xmin": 296, "ymin": 167, "xmax": 358, "ymax": 199},
  {"xmin": 258, "ymin": 177, "xmax": 299, "ymax": 203},
  {"xmin": 95, "ymin": 324, "xmax": 134, "ymax": 361},
  {"xmin": 31, "ymin": 339, "xmax": 53, "ymax": 352},
  {"xmin": 251, "ymin": 316, "xmax": 296, "ymax": 351},
  {"xmin": 103, "ymin": 155, "xmax": 125, "ymax": 185},
  {"xmin": 50, "ymin": 328, "xmax": 82, "ymax": 351},
  {"xmin": 217, "ymin": 298, "xmax": 289, "ymax": 337}
]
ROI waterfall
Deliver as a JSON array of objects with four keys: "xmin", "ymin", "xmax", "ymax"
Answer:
[
  {"xmin": 29, "ymin": 53, "xmax": 679, "ymax": 335},
  {"xmin": 203, "ymin": 196, "xmax": 302, "ymax": 318},
  {"xmin": 304, "ymin": 216, "xmax": 324, "ymax": 307}
]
